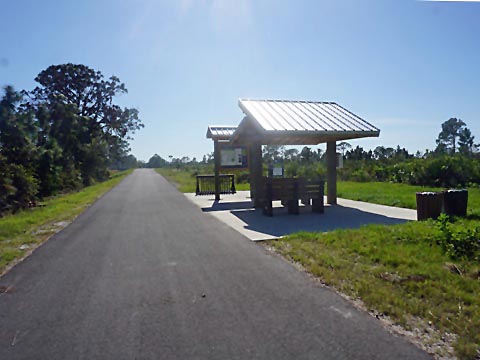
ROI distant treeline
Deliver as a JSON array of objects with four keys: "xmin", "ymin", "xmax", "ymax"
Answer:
[
  {"xmin": 145, "ymin": 118, "xmax": 479, "ymax": 188},
  {"xmin": 0, "ymin": 64, "xmax": 143, "ymax": 214}
]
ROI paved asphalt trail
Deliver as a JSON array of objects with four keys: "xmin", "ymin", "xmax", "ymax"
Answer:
[{"xmin": 0, "ymin": 169, "xmax": 430, "ymax": 359}]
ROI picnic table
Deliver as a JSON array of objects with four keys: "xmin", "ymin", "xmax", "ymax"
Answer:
[{"xmin": 260, "ymin": 177, "xmax": 324, "ymax": 216}]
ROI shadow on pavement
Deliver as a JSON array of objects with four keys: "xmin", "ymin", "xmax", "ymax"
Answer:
[
  {"xmin": 229, "ymin": 205, "xmax": 409, "ymax": 237},
  {"xmin": 202, "ymin": 200, "xmax": 255, "ymax": 212}
]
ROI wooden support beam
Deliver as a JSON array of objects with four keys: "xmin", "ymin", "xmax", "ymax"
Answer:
[
  {"xmin": 249, "ymin": 142, "xmax": 263, "ymax": 208},
  {"xmin": 326, "ymin": 141, "xmax": 337, "ymax": 205},
  {"xmin": 214, "ymin": 140, "xmax": 221, "ymax": 201}
]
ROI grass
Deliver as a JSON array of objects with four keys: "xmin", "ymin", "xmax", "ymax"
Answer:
[
  {"xmin": 0, "ymin": 170, "xmax": 132, "ymax": 274},
  {"xmin": 269, "ymin": 217, "xmax": 480, "ymax": 359},
  {"xmin": 337, "ymin": 181, "xmax": 443, "ymax": 209},
  {"xmin": 156, "ymin": 168, "xmax": 250, "ymax": 193},
  {"xmin": 338, "ymin": 181, "xmax": 480, "ymax": 214}
]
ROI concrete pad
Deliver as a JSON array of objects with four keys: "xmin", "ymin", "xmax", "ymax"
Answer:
[{"xmin": 184, "ymin": 191, "xmax": 417, "ymax": 241}]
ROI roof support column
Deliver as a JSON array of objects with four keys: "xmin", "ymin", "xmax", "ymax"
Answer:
[
  {"xmin": 249, "ymin": 142, "xmax": 263, "ymax": 208},
  {"xmin": 326, "ymin": 141, "xmax": 337, "ymax": 205},
  {"xmin": 214, "ymin": 140, "xmax": 221, "ymax": 201}
]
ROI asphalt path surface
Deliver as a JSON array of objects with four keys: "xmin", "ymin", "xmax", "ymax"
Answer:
[{"xmin": 0, "ymin": 169, "xmax": 431, "ymax": 359}]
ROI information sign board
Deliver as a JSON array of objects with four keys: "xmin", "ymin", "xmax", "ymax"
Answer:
[{"xmin": 220, "ymin": 146, "xmax": 248, "ymax": 169}]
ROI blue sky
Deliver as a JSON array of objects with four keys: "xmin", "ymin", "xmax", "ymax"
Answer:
[{"xmin": 1, "ymin": 0, "xmax": 479, "ymax": 161}]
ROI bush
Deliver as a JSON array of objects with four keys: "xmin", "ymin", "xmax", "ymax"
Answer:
[
  {"xmin": 339, "ymin": 154, "xmax": 480, "ymax": 188},
  {"xmin": 297, "ymin": 162, "xmax": 326, "ymax": 180},
  {"xmin": 436, "ymin": 214, "xmax": 480, "ymax": 261},
  {"xmin": 0, "ymin": 160, "xmax": 38, "ymax": 214},
  {"xmin": 350, "ymin": 168, "xmax": 371, "ymax": 182}
]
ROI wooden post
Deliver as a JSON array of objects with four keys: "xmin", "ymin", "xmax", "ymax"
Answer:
[
  {"xmin": 249, "ymin": 142, "xmax": 263, "ymax": 207},
  {"xmin": 326, "ymin": 141, "xmax": 337, "ymax": 205},
  {"xmin": 214, "ymin": 140, "xmax": 221, "ymax": 201}
]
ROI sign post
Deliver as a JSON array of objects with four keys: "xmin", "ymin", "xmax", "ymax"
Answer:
[{"xmin": 214, "ymin": 140, "xmax": 221, "ymax": 201}]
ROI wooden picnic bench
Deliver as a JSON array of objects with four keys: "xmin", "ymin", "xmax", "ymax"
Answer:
[{"xmin": 260, "ymin": 177, "xmax": 325, "ymax": 216}]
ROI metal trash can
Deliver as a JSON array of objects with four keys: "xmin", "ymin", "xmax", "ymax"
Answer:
[
  {"xmin": 443, "ymin": 189, "xmax": 468, "ymax": 217},
  {"xmin": 416, "ymin": 192, "xmax": 443, "ymax": 221}
]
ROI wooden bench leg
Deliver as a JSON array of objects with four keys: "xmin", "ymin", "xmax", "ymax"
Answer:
[
  {"xmin": 312, "ymin": 198, "xmax": 324, "ymax": 213},
  {"xmin": 263, "ymin": 201, "xmax": 273, "ymax": 217},
  {"xmin": 287, "ymin": 199, "xmax": 299, "ymax": 215},
  {"xmin": 288, "ymin": 181, "xmax": 300, "ymax": 215}
]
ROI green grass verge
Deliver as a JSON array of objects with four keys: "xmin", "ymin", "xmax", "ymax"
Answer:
[
  {"xmin": 269, "ymin": 220, "xmax": 480, "ymax": 359},
  {"xmin": 156, "ymin": 168, "xmax": 250, "ymax": 193},
  {"xmin": 0, "ymin": 170, "xmax": 132, "ymax": 274}
]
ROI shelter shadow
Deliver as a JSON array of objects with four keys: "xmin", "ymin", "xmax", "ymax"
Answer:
[{"xmin": 230, "ymin": 205, "xmax": 409, "ymax": 238}]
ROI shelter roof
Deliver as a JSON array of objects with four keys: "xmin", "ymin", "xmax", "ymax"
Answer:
[
  {"xmin": 206, "ymin": 125, "xmax": 237, "ymax": 140},
  {"xmin": 231, "ymin": 99, "xmax": 380, "ymax": 145}
]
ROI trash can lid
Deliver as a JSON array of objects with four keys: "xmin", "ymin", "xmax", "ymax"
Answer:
[
  {"xmin": 445, "ymin": 189, "xmax": 467, "ymax": 193},
  {"xmin": 417, "ymin": 191, "xmax": 437, "ymax": 195}
]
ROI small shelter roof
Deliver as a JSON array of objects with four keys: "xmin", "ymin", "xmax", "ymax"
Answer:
[
  {"xmin": 231, "ymin": 99, "xmax": 380, "ymax": 145},
  {"xmin": 206, "ymin": 125, "xmax": 237, "ymax": 141}
]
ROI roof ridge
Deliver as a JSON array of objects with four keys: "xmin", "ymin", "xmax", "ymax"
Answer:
[{"xmin": 239, "ymin": 98, "xmax": 337, "ymax": 105}]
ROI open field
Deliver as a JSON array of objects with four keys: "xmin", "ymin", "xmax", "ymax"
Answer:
[{"xmin": 0, "ymin": 170, "xmax": 132, "ymax": 274}]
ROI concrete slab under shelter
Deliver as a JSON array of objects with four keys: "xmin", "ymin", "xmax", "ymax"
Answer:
[{"xmin": 184, "ymin": 191, "xmax": 417, "ymax": 241}]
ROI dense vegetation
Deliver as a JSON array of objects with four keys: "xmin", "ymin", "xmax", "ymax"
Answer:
[{"xmin": 0, "ymin": 64, "xmax": 143, "ymax": 215}]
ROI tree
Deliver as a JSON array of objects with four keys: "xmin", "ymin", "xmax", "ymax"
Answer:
[
  {"xmin": 0, "ymin": 86, "xmax": 37, "ymax": 168},
  {"xmin": 300, "ymin": 146, "xmax": 313, "ymax": 163},
  {"xmin": 111, "ymin": 154, "xmax": 138, "ymax": 170},
  {"xmin": 345, "ymin": 146, "xmax": 372, "ymax": 161},
  {"xmin": 373, "ymin": 146, "xmax": 395, "ymax": 160},
  {"xmin": 458, "ymin": 127, "xmax": 476, "ymax": 155},
  {"xmin": 263, "ymin": 145, "xmax": 284, "ymax": 163},
  {"xmin": 147, "ymin": 154, "xmax": 167, "ymax": 168},
  {"xmin": 436, "ymin": 118, "xmax": 466, "ymax": 153},
  {"xmin": 283, "ymin": 148, "xmax": 299, "ymax": 161},
  {"xmin": 25, "ymin": 64, "xmax": 144, "ymax": 185},
  {"xmin": 393, "ymin": 146, "xmax": 412, "ymax": 161},
  {"xmin": 0, "ymin": 86, "xmax": 38, "ymax": 212},
  {"xmin": 337, "ymin": 142, "xmax": 352, "ymax": 156}
]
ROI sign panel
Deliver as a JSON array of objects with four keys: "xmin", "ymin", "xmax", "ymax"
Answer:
[
  {"xmin": 220, "ymin": 146, "xmax": 248, "ymax": 169},
  {"xmin": 272, "ymin": 167, "xmax": 283, "ymax": 177}
]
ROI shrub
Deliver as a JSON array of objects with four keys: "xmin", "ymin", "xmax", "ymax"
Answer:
[{"xmin": 436, "ymin": 214, "xmax": 480, "ymax": 262}]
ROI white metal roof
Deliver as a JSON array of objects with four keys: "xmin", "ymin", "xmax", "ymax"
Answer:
[
  {"xmin": 239, "ymin": 99, "xmax": 378, "ymax": 133},
  {"xmin": 206, "ymin": 125, "xmax": 237, "ymax": 140},
  {"xmin": 231, "ymin": 99, "xmax": 380, "ymax": 145}
]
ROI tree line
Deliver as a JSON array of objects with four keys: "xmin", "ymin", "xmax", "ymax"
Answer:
[
  {"xmin": 144, "ymin": 118, "xmax": 479, "ymax": 188},
  {"xmin": 0, "ymin": 64, "xmax": 143, "ymax": 214}
]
